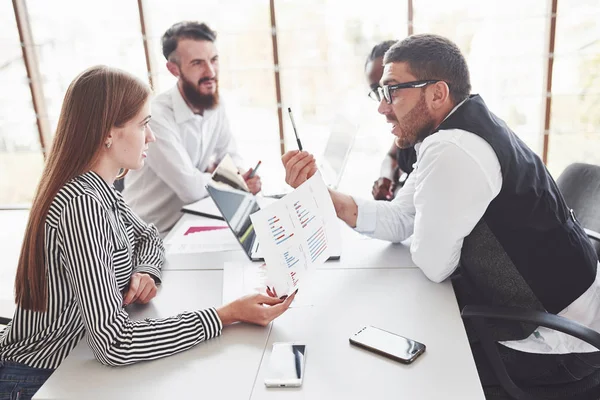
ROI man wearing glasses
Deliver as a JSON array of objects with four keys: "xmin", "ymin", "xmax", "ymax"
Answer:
[
  {"xmin": 282, "ymin": 34, "xmax": 600, "ymax": 389},
  {"xmin": 365, "ymin": 40, "xmax": 417, "ymax": 201}
]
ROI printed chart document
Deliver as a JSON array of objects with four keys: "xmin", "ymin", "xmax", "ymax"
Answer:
[
  {"xmin": 250, "ymin": 172, "xmax": 340, "ymax": 296},
  {"xmin": 164, "ymin": 220, "xmax": 240, "ymax": 254}
]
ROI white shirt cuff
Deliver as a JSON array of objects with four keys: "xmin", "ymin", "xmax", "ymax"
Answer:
[{"xmin": 352, "ymin": 196, "xmax": 378, "ymax": 234}]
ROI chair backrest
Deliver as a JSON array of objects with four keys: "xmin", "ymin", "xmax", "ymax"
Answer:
[
  {"xmin": 113, "ymin": 179, "xmax": 124, "ymax": 193},
  {"xmin": 556, "ymin": 162, "xmax": 600, "ymax": 257}
]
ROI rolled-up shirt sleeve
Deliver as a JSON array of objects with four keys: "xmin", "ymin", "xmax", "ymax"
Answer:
[
  {"xmin": 352, "ymin": 170, "xmax": 417, "ymax": 242},
  {"xmin": 410, "ymin": 140, "xmax": 500, "ymax": 282},
  {"xmin": 353, "ymin": 130, "xmax": 502, "ymax": 283}
]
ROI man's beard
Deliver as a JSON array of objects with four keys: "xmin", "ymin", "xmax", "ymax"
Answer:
[
  {"xmin": 394, "ymin": 91, "xmax": 436, "ymax": 149},
  {"xmin": 180, "ymin": 72, "xmax": 219, "ymax": 111}
]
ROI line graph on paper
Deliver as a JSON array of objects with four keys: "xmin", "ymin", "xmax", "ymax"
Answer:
[
  {"xmin": 268, "ymin": 215, "xmax": 294, "ymax": 245},
  {"xmin": 293, "ymin": 200, "xmax": 316, "ymax": 228},
  {"xmin": 307, "ymin": 226, "xmax": 328, "ymax": 262}
]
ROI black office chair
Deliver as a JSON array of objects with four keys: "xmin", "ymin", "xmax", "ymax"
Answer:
[
  {"xmin": 462, "ymin": 306, "xmax": 600, "ymax": 400},
  {"xmin": 114, "ymin": 178, "xmax": 125, "ymax": 193},
  {"xmin": 460, "ymin": 163, "xmax": 600, "ymax": 400},
  {"xmin": 556, "ymin": 163, "xmax": 600, "ymax": 258}
]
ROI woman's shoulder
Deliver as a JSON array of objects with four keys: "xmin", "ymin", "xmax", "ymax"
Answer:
[{"xmin": 46, "ymin": 173, "xmax": 110, "ymax": 228}]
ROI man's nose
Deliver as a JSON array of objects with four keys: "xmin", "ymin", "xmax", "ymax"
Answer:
[
  {"xmin": 206, "ymin": 63, "xmax": 216, "ymax": 78},
  {"xmin": 377, "ymin": 97, "xmax": 390, "ymax": 115}
]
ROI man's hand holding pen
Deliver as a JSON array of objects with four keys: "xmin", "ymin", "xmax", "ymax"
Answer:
[
  {"xmin": 281, "ymin": 150, "xmax": 318, "ymax": 188},
  {"xmin": 243, "ymin": 160, "xmax": 262, "ymax": 194}
]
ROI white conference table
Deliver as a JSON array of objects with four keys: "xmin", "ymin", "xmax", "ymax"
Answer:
[
  {"xmin": 34, "ymin": 214, "xmax": 485, "ymax": 400},
  {"xmin": 164, "ymin": 213, "xmax": 415, "ymax": 271}
]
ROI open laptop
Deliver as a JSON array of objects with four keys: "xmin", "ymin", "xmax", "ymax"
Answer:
[
  {"xmin": 206, "ymin": 184, "xmax": 341, "ymax": 262},
  {"xmin": 319, "ymin": 116, "xmax": 357, "ymax": 189}
]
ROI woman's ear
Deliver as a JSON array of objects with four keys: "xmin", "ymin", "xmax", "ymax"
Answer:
[{"xmin": 104, "ymin": 129, "xmax": 116, "ymax": 148}]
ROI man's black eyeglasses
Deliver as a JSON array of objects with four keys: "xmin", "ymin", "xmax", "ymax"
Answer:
[{"xmin": 368, "ymin": 80, "xmax": 441, "ymax": 104}]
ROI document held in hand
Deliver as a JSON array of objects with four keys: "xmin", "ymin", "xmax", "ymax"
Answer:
[{"xmin": 250, "ymin": 172, "xmax": 340, "ymax": 296}]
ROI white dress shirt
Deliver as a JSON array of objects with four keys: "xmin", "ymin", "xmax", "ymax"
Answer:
[
  {"xmin": 353, "ymin": 123, "xmax": 600, "ymax": 354},
  {"xmin": 124, "ymin": 86, "xmax": 244, "ymax": 234}
]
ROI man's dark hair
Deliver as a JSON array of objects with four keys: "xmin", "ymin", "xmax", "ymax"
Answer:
[
  {"xmin": 383, "ymin": 34, "xmax": 471, "ymax": 103},
  {"xmin": 162, "ymin": 21, "xmax": 217, "ymax": 62},
  {"xmin": 365, "ymin": 40, "xmax": 397, "ymax": 69}
]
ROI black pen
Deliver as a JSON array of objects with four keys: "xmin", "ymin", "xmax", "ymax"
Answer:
[{"xmin": 287, "ymin": 107, "xmax": 303, "ymax": 151}]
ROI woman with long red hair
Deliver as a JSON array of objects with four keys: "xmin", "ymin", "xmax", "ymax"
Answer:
[{"xmin": 0, "ymin": 66, "xmax": 294, "ymax": 399}]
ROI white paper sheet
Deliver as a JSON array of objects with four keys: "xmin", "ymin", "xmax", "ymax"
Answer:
[
  {"xmin": 164, "ymin": 220, "xmax": 240, "ymax": 254},
  {"xmin": 249, "ymin": 172, "xmax": 340, "ymax": 297}
]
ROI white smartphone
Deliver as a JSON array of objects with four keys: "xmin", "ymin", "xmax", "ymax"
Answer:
[
  {"xmin": 264, "ymin": 342, "xmax": 307, "ymax": 388},
  {"xmin": 349, "ymin": 325, "xmax": 426, "ymax": 364}
]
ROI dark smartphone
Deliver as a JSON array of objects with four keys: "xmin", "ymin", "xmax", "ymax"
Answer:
[{"xmin": 349, "ymin": 325, "xmax": 426, "ymax": 364}]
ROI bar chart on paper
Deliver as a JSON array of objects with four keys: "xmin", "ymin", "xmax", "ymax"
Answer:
[
  {"xmin": 283, "ymin": 250, "xmax": 300, "ymax": 269},
  {"xmin": 294, "ymin": 200, "xmax": 316, "ymax": 228},
  {"xmin": 269, "ymin": 215, "xmax": 294, "ymax": 245},
  {"xmin": 307, "ymin": 226, "xmax": 328, "ymax": 262}
]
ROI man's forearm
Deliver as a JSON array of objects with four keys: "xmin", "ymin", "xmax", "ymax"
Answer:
[{"xmin": 328, "ymin": 189, "xmax": 358, "ymax": 228}]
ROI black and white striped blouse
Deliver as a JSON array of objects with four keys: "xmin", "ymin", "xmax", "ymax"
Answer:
[{"xmin": 0, "ymin": 171, "xmax": 222, "ymax": 369}]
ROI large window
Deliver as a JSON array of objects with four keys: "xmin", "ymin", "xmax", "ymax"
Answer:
[
  {"xmin": 276, "ymin": 0, "xmax": 409, "ymax": 196},
  {"xmin": 548, "ymin": 0, "xmax": 600, "ymax": 177},
  {"xmin": 143, "ymin": 0, "xmax": 283, "ymax": 193},
  {"xmin": 0, "ymin": 1, "xmax": 43, "ymax": 205},
  {"xmin": 2, "ymin": 1, "xmax": 600, "ymax": 205},
  {"xmin": 26, "ymin": 0, "xmax": 149, "ymax": 133},
  {"xmin": 414, "ymin": 0, "xmax": 548, "ymax": 154}
]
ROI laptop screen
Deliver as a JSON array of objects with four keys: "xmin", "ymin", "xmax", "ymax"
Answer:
[
  {"xmin": 206, "ymin": 185, "xmax": 260, "ymax": 257},
  {"xmin": 320, "ymin": 117, "xmax": 356, "ymax": 188}
]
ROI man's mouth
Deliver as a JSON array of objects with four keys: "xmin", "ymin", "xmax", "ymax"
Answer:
[
  {"xmin": 387, "ymin": 119, "xmax": 398, "ymax": 131},
  {"xmin": 199, "ymin": 78, "xmax": 216, "ymax": 86}
]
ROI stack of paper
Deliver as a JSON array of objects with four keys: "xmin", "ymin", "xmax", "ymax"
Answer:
[{"xmin": 164, "ymin": 220, "xmax": 240, "ymax": 254}]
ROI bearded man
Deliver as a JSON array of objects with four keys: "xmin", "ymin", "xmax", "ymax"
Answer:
[
  {"xmin": 124, "ymin": 21, "xmax": 261, "ymax": 234},
  {"xmin": 281, "ymin": 34, "xmax": 600, "ymax": 389}
]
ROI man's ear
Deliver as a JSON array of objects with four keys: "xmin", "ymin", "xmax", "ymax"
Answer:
[
  {"xmin": 430, "ymin": 81, "xmax": 451, "ymax": 110},
  {"xmin": 166, "ymin": 61, "xmax": 180, "ymax": 78}
]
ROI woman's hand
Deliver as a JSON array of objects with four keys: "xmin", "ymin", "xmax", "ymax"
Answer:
[
  {"xmin": 123, "ymin": 272, "xmax": 158, "ymax": 306},
  {"xmin": 216, "ymin": 291, "xmax": 297, "ymax": 327}
]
